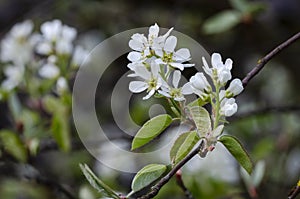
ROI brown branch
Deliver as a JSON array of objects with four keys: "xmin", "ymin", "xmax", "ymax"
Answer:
[
  {"xmin": 175, "ymin": 170, "xmax": 194, "ymax": 199},
  {"xmin": 242, "ymin": 32, "xmax": 300, "ymax": 88},
  {"xmin": 137, "ymin": 141, "xmax": 204, "ymax": 199}
]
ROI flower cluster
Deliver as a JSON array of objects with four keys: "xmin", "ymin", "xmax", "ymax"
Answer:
[
  {"xmin": 183, "ymin": 53, "xmax": 244, "ymax": 117},
  {"xmin": 127, "ymin": 24, "xmax": 244, "ymax": 119},
  {"xmin": 127, "ymin": 23, "xmax": 193, "ymax": 100},
  {"xmin": 0, "ymin": 19, "xmax": 89, "ymax": 95}
]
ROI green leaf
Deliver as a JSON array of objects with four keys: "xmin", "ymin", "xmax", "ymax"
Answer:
[
  {"xmin": 0, "ymin": 130, "xmax": 27, "ymax": 162},
  {"xmin": 203, "ymin": 10, "xmax": 242, "ymax": 34},
  {"xmin": 79, "ymin": 163, "xmax": 120, "ymax": 199},
  {"xmin": 43, "ymin": 96, "xmax": 71, "ymax": 152},
  {"xmin": 188, "ymin": 106, "xmax": 211, "ymax": 136},
  {"xmin": 8, "ymin": 93, "xmax": 22, "ymax": 121},
  {"xmin": 131, "ymin": 164, "xmax": 167, "ymax": 192},
  {"xmin": 187, "ymin": 98, "xmax": 208, "ymax": 107},
  {"xmin": 170, "ymin": 131, "xmax": 199, "ymax": 165},
  {"xmin": 219, "ymin": 135, "xmax": 253, "ymax": 174},
  {"xmin": 51, "ymin": 113, "xmax": 71, "ymax": 152},
  {"xmin": 131, "ymin": 114, "xmax": 173, "ymax": 150}
]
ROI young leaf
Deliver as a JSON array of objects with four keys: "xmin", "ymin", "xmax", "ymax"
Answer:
[
  {"xmin": 131, "ymin": 164, "xmax": 167, "ymax": 192},
  {"xmin": 219, "ymin": 135, "xmax": 253, "ymax": 174},
  {"xmin": 170, "ymin": 131, "xmax": 199, "ymax": 165},
  {"xmin": 188, "ymin": 106, "xmax": 211, "ymax": 136},
  {"xmin": 0, "ymin": 130, "xmax": 27, "ymax": 162},
  {"xmin": 131, "ymin": 114, "xmax": 172, "ymax": 150},
  {"xmin": 79, "ymin": 163, "xmax": 120, "ymax": 199},
  {"xmin": 203, "ymin": 10, "xmax": 242, "ymax": 34}
]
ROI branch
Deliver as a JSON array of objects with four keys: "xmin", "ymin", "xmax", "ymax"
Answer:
[
  {"xmin": 175, "ymin": 170, "xmax": 194, "ymax": 199},
  {"xmin": 137, "ymin": 141, "xmax": 204, "ymax": 199},
  {"xmin": 242, "ymin": 32, "xmax": 300, "ymax": 87}
]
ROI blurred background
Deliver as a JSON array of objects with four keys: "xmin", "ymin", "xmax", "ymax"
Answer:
[{"xmin": 0, "ymin": 0, "xmax": 299, "ymax": 198}]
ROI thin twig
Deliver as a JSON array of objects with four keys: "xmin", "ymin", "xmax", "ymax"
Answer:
[
  {"xmin": 242, "ymin": 32, "xmax": 300, "ymax": 87},
  {"xmin": 137, "ymin": 141, "xmax": 204, "ymax": 199},
  {"xmin": 137, "ymin": 32, "xmax": 300, "ymax": 199},
  {"xmin": 175, "ymin": 170, "xmax": 194, "ymax": 199}
]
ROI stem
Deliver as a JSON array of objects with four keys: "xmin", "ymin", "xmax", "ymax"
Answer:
[
  {"xmin": 242, "ymin": 32, "xmax": 300, "ymax": 88},
  {"xmin": 137, "ymin": 140, "xmax": 204, "ymax": 199},
  {"xmin": 175, "ymin": 170, "xmax": 194, "ymax": 199}
]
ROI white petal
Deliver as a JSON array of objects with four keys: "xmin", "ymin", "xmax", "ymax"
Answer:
[
  {"xmin": 61, "ymin": 25, "xmax": 77, "ymax": 41},
  {"xmin": 164, "ymin": 36, "xmax": 177, "ymax": 53},
  {"xmin": 39, "ymin": 63, "xmax": 60, "ymax": 79},
  {"xmin": 183, "ymin": 63, "xmax": 195, "ymax": 68},
  {"xmin": 227, "ymin": 78, "xmax": 243, "ymax": 96},
  {"xmin": 143, "ymin": 89, "xmax": 155, "ymax": 100},
  {"xmin": 129, "ymin": 81, "xmax": 148, "ymax": 93},
  {"xmin": 172, "ymin": 70, "xmax": 181, "ymax": 88},
  {"xmin": 134, "ymin": 65, "xmax": 151, "ymax": 80},
  {"xmin": 170, "ymin": 62, "xmax": 184, "ymax": 71},
  {"xmin": 225, "ymin": 58, "xmax": 233, "ymax": 70},
  {"xmin": 174, "ymin": 48, "xmax": 191, "ymax": 61},
  {"xmin": 129, "ymin": 39, "xmax": 144, "ymax": 51},
  {"xmin": 41, "ymin": 20, "xmax": 62, "ymax": 41},
  {"xmin": 181, "ymin": 82, "xmax": 193, "ymax": 95},
  {"xmin": 149, "ymin": 23, "xmax": 159, "ymax": 39},
  {"xmin": 127, "ymin": 52, "xmax": 142, "ymax": 62},
  {"xmin": 150, "ymin": 61, "xmax": 159, "ymax": 76},
  {"xmin": 211, "ymin": 53, "xmax": 222, "ymax": 69},
  {"xmin": 36, "ymin": 42, "xmax": 52, "ymax": 55},
  {"xmin": 202, "ymin": 56, "xmax": 212, "ymax": 76}
]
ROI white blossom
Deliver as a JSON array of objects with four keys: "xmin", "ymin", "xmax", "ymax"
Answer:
[
  {"xmin": 182, "ymin": 72, "xmax": 211, "ymax": 99},
  {"xmin": 155, "ymin": 35, "xmax": 194, "ymax": 71},
  {"xmin": 129, "ymin": 61, "xmax": 163, "ymax": 100},
  {"xmin": 39, "ymin": 56, "xmax": 60, "ymax": 79},
  {"xmin": 220, "ymin": 98, "xmax": 238, "ymax": 117},
  {"xmin": 1, "ymin": 65, "xmax": 24, "ymax": 90},
  {"xmin": 128, "ymin": 23, "xmax": 173, "ymax": 63},
  {"xmin": 159, "ymin": 70, "xmax": 185, "ymax": 101},
  {"xmin": 0, "ymin": 20, "xmax": 35, "ymax": 65},
  {"xmin": 56, "ymin": 77, "xmax": 68, "ymax": 95},
  {"xmin": 71, "ymin": 46, "xmax": 90, "ymax": 67},
  {"xmin": 226, "ymin": 78, "xmax": 244, "ymax": 97},
  {"xmin": 202, "ymin": 53, "xmax": 233, "ymax": 85},
  {"xmin": 37, "ymin": 19, "xmax": 77, "ymax": 55}
]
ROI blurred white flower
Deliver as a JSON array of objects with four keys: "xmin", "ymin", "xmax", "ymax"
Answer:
[
  {"xmin": 0, "ymin": 20, "xmax": 35, "ymax": 65},
  {"xmin": 56, "ymin": 77, "xmax": 68, "ymax": 95},
  {"xmin": 159, "ymin": 70, "xmax": 185, "ymax": 101},
  {"xmin": 129, "ymin": 61, "xmax": 163, "ymax": 100},
  {"xmin": 220, "ymin": 98, "xmax": 238, "ymax": 117},
  {"xmin": 182, "ymin": 72, "xmax": 211, "ymax": 99},
  {"xmin": 37, "ymin": 19, "xmax": 77, "ymax": 55},
  {"xmin": 226, "ymin": 78, "xmax": 244, "ymax": 97},
  {"xmin": 71, "ymin": 46, "xmax": 90, "ymax": 67},
  {"xmin": 202, "ymin": 53, "xmax": 233, "ymax": 85},
  {"xmin": 39, "ymin": 56, "xmax": 60, "ymax": 79},
  {"xmin": 155, "ymin": 35, "xmax": 194, "ymax": 71},
  {"xmin": 1, "ymin": 65, "xmax": 24, "ymax": 90}
]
